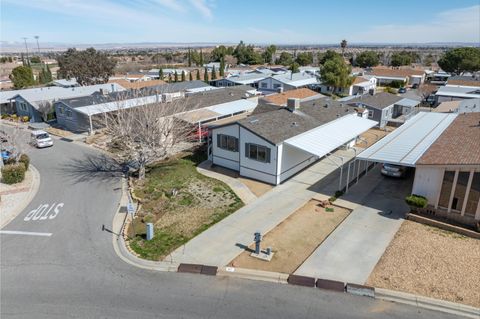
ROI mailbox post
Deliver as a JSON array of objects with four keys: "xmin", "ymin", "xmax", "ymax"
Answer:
[{"xmin": 254, "ymin": 232, "xmax": 262, "ymax": 254}]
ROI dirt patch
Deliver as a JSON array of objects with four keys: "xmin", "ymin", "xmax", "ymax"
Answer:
[
  {"xmin": 229, "ymin": 200, "xmax": 350, "ymax": 274},
  {"xmin": 237, "ymin": 177, "xmax": 273, "ymax": 197},
  {"xmin": 367, "ymin": 220, "xmax": 480, "ymax": 308},
  {"xmin": 210, "ymin": 165, "xmax": 273, "ymax": 197},
  {"xmin": 356, "ymin": 128, "xmax": 391, "ymax": 148}
]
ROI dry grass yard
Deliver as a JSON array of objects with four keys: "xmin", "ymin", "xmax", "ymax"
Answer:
[
  {"xmin": 230, "ymin": 199, "xmax": 350, "ymax": 274},
  {"xmin": 210, "ymin": 165, "xmax": 273, "ymax": 197},
  {"xmin": 367, "ymin": 220, "xmax": 480, "ymax": 307}
]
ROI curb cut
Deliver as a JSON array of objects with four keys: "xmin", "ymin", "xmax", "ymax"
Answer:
[{"xmin": 0, "ymin": 165, "xmax": 40, "ymax": 229}]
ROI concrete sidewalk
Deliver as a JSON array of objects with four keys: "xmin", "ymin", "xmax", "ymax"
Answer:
[
  {"xmin": 169, "ymin": 148, "xmax": 357, "ymax": 266},
  {"xmin": 295, "ymin": 166, "xmax": 411, "ymax": 284}
]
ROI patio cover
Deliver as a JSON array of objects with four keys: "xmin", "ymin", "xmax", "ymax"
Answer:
[
  {"xmin": 284, "ymin": 114, "xmax": 377, "ymax": 158},
  {"xmin": 356, "ymin": 112, "xmax": 457, "ymax": 167}
]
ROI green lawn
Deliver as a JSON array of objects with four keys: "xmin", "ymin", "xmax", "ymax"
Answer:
[{"xmin": 128, "ymin": 152, "xmax": 243, "ymax": 260}]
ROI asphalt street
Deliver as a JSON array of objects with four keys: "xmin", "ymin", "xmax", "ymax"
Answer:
[{"xmin": 0, "ymin": 126, "xmax": 461, "ymax": 318}]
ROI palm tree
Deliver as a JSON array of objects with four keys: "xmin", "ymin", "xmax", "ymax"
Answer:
[{"xmin": 340, "ymin": 39, "xmax": 347, "ymax": 57}]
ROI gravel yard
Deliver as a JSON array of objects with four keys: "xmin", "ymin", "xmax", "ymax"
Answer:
[
  {"xmin": 367, "ymin": 220, "xmax": 480, "ymax": 307},
  {"xmin": 230, "ymin": 200, "xmax": 351, "ymax": 274}
]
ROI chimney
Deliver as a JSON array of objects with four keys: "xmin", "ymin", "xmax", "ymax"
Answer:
[
  {"xmin": 287, "ymin": 98, "xmax": 300, "ymax": 112},
  {"xmin": 111, "ymin": 83, "xmax": 115, "ymax": 92},
  {"xmin": 277, "ymin": 87, "xmax": 284, "ymax": 93},
  {"xmin": 99, "ymin": 88, "xmax": 104, "ymax": 95}
]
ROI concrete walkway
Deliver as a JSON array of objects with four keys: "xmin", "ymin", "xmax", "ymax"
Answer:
[
  {"xmin": 196, "ymin": 160, "xmax": 257, "ymax": 205},
  {"xmin": 169, "ymin": 148, "xmax": 357, "ymax": 266},
  {"xmin": 295, "ymin": 166, "xmax": 412, "ymax": 284}
]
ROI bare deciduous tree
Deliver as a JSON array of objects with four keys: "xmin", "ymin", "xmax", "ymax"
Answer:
[
  {"xmin": 36, "ymin": 100, "xmax": 53, "ymax": 122},
  {"xmin": 101, "ymin": 92, "xmax": 196, "ymax": 180}
]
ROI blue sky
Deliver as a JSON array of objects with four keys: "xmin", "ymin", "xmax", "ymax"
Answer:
[{"xmin": 1, "ymin": 0, "xmax": 479, "ymax": 45}]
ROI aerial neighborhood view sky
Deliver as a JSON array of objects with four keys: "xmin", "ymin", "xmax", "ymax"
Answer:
[
  {"xmin": 1, "ymin": 0, "xmax": 480, "ymax": 44},
  {"xmin": 1, "ymin": 1, "xmax": 480, "ymax": 319}
]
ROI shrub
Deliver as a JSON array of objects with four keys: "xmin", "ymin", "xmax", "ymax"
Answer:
[
  {"xmin": 1, "ymin": 114, "xmax": 8, "ymax": 119},
  {"xmin": 21, "ymin": 116, "xmax": 29, "ymax": 122},
  {"xmin": 389, "ymin": 80, "xmax": 405, "ymax": 88},
  {"xmin": 334, "ymin": 190, "xmax": 344, "ymax": 198},
  {"xmin": 1, "ymin": 163, "xmax": 26, "ymax": 184},
  {"xmin": 19, "ymin": 154, "xmax": 30, "ymax": 170},
  {"xmin": 405, "ymin": 194, "xmax": 428, "ymax": 208}
]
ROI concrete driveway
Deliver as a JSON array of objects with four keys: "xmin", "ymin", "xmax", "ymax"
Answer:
[{"xmin": 295, "ymin": 166, "xmax": 413, "ymax": 284}]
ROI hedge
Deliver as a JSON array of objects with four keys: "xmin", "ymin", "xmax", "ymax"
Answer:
[
  {"xmin": 19, "ymin": 154, "xmax": 30, "ymax": 170},
  {"xmin": 405, "ymin": 194, "xmax": 428, "ymax": 208},
  {"xmin": 1, "ymin": 163, "xmax": 26, "ymax": 184}
]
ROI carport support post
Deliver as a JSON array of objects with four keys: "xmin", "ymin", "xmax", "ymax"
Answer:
[
  {"xmin": 198, "ymin": 122, "xmax": 202, "ymax": 143},
  {"xmin": 89, "ymin": 114, "xmax": 94, "ymax": 135},
  {"xmin": 346, "ymin": 162, "xmax": 351, "ymax": 193},
  {"xmin": 357, "ymin": 159, "xmax": 361, "ymax": 182},
  {"xmin": 338, "ymin": 157, "xmax": 344, "ymax": 191}
]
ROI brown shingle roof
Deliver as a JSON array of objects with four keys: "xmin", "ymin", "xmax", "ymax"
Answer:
[
  {"xmin": 352, "ymin": 76, "xmax": 370, "ymax": 85},
  {"xmin": 417, "ymin": 113, "xmax": 480, "ymax": 165},
  {"xmin": 371, "ymin": 67, "xmax": 424, "ymax": 78},
  {"xmin": 108, "ymin": 79, "xmax": 166, "ymax": 90},
  {"xmin": 262, "ymin": 88, "xmax": 322, "ymax": 106},
  {"xmin": 446, "ymin": 80, "xmax": 480, "ymax": 87}
]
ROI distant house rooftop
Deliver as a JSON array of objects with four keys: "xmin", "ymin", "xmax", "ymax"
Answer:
[
  {"xmin": 446, "ymin": 75, "xmax": 480, "ymax": 87},
  {"xmin": 271, "ymin": 72, "xmax": 319, "ymax": 87},
  {"xmin": 347, "ymin": 92, "xmax": 403, "ymax": 109},
  {"xmin": 262, "ymin": 88, "xmax": 324, "ymax": 106}
]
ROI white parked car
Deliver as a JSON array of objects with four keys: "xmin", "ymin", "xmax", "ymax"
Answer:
[
  {"xmin": 31, "ymin": 130, "xmax": 53, "ymax": 148},
  {"xmin": 381, "ymin": 163, "xmax": 407, "ymax": 178}
]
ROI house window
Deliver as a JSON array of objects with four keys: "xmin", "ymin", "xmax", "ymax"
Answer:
[
  {"xmin": 260, "ymin": 82, "xmax": 268, "ymax": 88},
  {"xmin": 273, "ymin": 84, "xmax": 281, "ymax": 89},
  {"xmin": 65, "ymin": 109, "xmax": 73, "ymax": 118},
  {"xmin": 245, "ymin": 143, "xmax": 271, "ymax": 163},
  {"xmin": 368, "ymin": 110, "xmax": 374, "ymax": 118},
  {"xmin": 217, "ymin": 134, "xmax": 238, "ymax": 152},
  {"xmin": 20, "ymin": 102, "xmax": 28, "ymax": 111},
  {"xmin": 58, "ymin": 106, "xmax": 64, "ymax": 115}
]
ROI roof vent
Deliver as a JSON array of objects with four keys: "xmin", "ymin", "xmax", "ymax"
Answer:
[
  {"xmin": 249, "ymin": 118, "xmax": 259, "ymax": 124},
  {"xmin": 291, "ymin": 122, "xmax": 298, "ymax": 127}
]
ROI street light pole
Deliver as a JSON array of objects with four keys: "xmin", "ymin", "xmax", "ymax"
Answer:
[
  {"xmin": 34, "ymin": 36, "xmax": 40, "ymax": 54},
  {"xmin": 22, "ymin": 37, "xmax": 29, "ymax": 62}
]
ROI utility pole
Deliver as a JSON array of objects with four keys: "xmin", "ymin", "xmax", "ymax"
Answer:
[
  {"xmin": 34, "ymin": 35, "xmax": 40, "ymax": 54},
  {"xmin": 22, "ymin": 37, "xmax": 29, "ymax": 62}
]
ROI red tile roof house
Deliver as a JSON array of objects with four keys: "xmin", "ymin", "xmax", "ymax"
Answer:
[{"xmin": 412, "ymin": 113, "xmax": 480, "ymax": 227}]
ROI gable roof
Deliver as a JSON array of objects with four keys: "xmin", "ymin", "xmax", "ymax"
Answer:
[
  {"xmin": 262, "ymin": 88, "xmax": 323, "ymax": 106},
  {"xmin": 238, "ymin": 98, "xmax": 360, "ymax": 144},
  {"xmin": 270, "ymin": 72, "xmax": 319, "ymax": 87},
  {"xmin": 417, "ymin": 113, "xmax": 480, "ymax": 165},
  {"xmin": 5, "ymin": 83, "xmax": 126, "ymax": 108},
  {"xmin": 435, "ymin": 85, "xmax": 480, "ymax": 98},
  {"xmin": 347, "ymin": 92, "xmax": 403, "ymax": 109},
  {"xmin": 352, "ymin": 77, "xmax": 370, "ymax": 85},
  {"xmin": 369, "ymin": 67, "xmax": 425, "ymax": 78}
]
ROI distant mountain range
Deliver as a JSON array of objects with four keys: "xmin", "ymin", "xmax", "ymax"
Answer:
[{"xmin": 1, "ymin": 41, "xmax": 478, "ymax": 53}]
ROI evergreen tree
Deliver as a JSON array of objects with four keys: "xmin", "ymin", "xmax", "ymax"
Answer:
[
  {"xmin": 181, "ymin": 71, "xmax": 186, "ymax": 82},
  {"xmin": 220, "ymin": 56, "xmax": 225, "ymax": 77},
  {"xmin": 46, "ymin": 64, "xmax": 53, "ymax": 82},
  {"xmin": 174, "ymin": 71, "xmax": 178, "ymax": 82},
  {"xmin": 196, "ymin": 69, "xmax": 201, "ymax": 80},
  {"xmin": 203, "ymin": 67, "xmax": 208, "ymax": 83},
  {"xmin": 10, "ymin": 66, "xmax": 35, "ymax": 88},
  {"xmin": 159, "ymin": 68, "xmax": 164, "ymax": 79},
  {"xmin": 187, "ymin": 48, "xmax": 192, "ymax": 67},
  {"xmin": 189, "ymin": 72, "xmax": 193, "ymax": 81},
  {"xmin": 211, "ymin": 66, "xmax": 217, "ymax": 80},
  {"xmin": 199, "ymin": 50, "xmax": 204, "ymax": 66}
]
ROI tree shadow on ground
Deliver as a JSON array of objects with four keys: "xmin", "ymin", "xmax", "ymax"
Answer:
[{"xmin": 58, "ymin": 152, "xmax": 124, "ymax": 185}]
